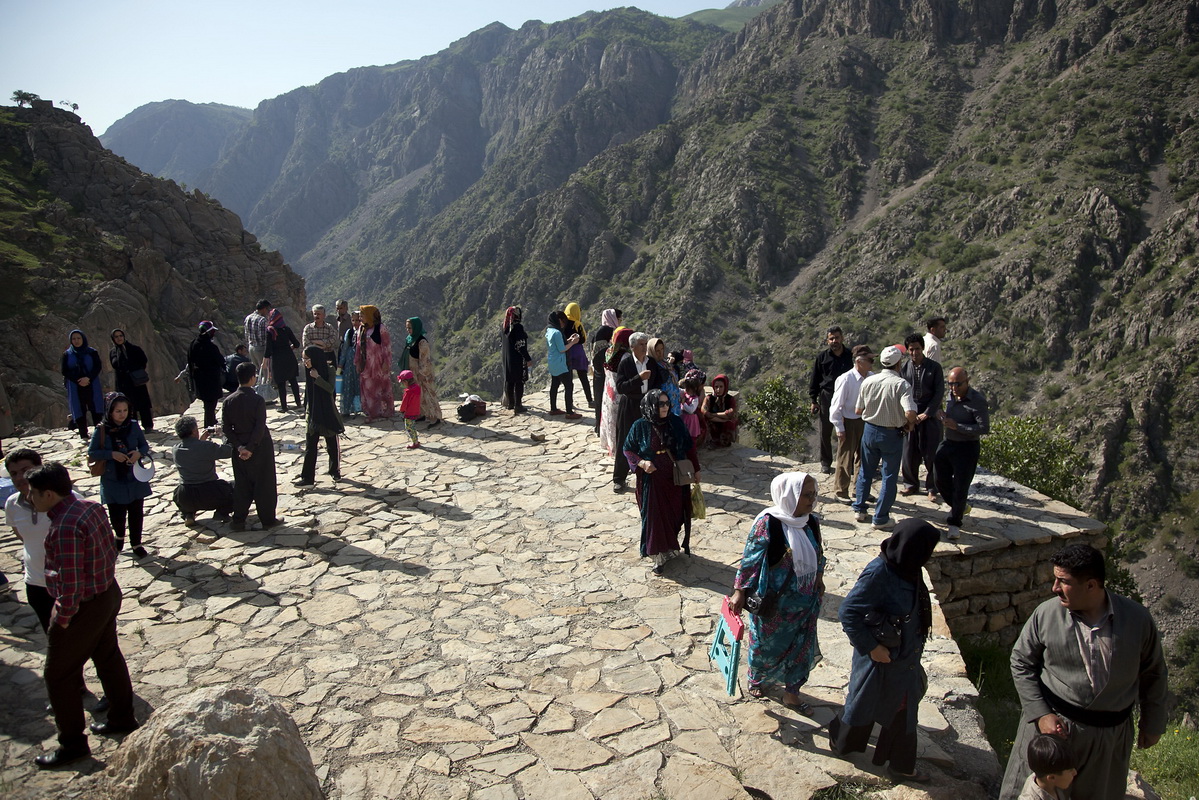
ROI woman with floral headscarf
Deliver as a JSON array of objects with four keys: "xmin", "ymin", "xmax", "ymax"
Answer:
[
  {"xmin": 599, "ymin": 326, "xmax": 631, "ymax": 454},
  {"xmin": 648, "ymin": 337, "xmax": 682, "ymax": 416},
  {"xmin": 89, "ymin": 392, "xmax": 152, "ymax": 559},
  {"xmin": 729, "ymin": 472, "xmax": 825, "ymax": 710},
  {"xmin": 356, "ymin": 305, "xmax": 394, "ymax": 421},
  {"xmin": 501, "ymin": 306, "xmax": 531, "ymax": 413},
  {"xmin": 61, "ymin": 330, "xmax": 104, "ymax": 440},
  {"xmin": 622, "ymin": 388, "xmax": 699, "ymax": 574},
  {"xmin": 264, "ymin": 310, "xmax": 301, "ymax": 413},
  {"xmin": 828, "ymin": 519, "xmax": 940, "ymax": 783},
  {"xmin": 402, "ymin": 317, "xmax": 442, "ymax": 426},
  {"xmin": 561, "ymin": 302, "xmax": 593, "ymax": 408}
]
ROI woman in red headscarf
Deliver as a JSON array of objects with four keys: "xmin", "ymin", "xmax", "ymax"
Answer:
[{"xmin": 701, "ymin": 374, "xmax": 738, "ymax": 447}]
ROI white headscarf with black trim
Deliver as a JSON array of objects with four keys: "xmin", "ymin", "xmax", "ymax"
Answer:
[{"xmin": 757, "ymin": 471, "xmax": 819, "ymax": 586}]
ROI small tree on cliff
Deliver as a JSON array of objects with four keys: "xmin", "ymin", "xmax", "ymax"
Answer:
[
  {"xmin": 11, "ymin": 90, "xmax": 40, "ymax": 107},
  {"xmin": 58, "ymin": 100, "xmax": 79, "ymax": 113}
]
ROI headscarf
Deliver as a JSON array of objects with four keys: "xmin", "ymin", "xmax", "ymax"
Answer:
[
  {"xmin": 601, "ymin": 308, "xmax": 619, "ymax": 329},
  {"xmin": 101, "ymin": 391, "xmax": 135, "ymax": 478},
  {"xmin": 268, "ymin": 309, "xmax": 285, "ymax": 339},
  {"xmin": 880, "ymin": 519, "xmax": 939, "ymax": 637},
  {"xmin": 564, "ymin": 302, "xmax": 585, "ymax": 341},
  {"xmin": 647, "ymin": 338, "xmax": 665, "ymax": 364},
  {"xmin": 605, "ymin": 327, "xmax": 632, "ymax": 371},
  {"xmin": 756, "ymin": 472, "xmax": 819, "ymax": 587},
  {"xmin": 360, "ymin": 305, "xmax": 382, "ymax": 345},
  {"xmin": 302, "ymin": 345, "xmax": 330, "ymax": 383},
  {"xmin": 639, "ymin": 388, "xmax": 677, "ymax": 453},
  {"xmin": 546, "ymin": 311, "xmax": 562, "ymax": 331},
  {"xmin": 65, "ymin": 329, "xmax": 89, "ymax": 354},
  {"xmin": 110, "ymin": 328, "xmax": 126, "ymax": 349},
  {"xmin": 503, "ymin": 306, "xmax": 522, "ymax": 335},
  {"xmin": 709, "ymin": 374, "xmax": 733, "ymax": 412},
  {"xmin": 406, "ymin": 316, "xmax": 425, "ymax": 347}
]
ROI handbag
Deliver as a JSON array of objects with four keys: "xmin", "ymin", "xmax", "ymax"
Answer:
[
  {"xmin": 863, "ymin": 609, "xmax": 909, "ymax": 649},
  {"xmin": 661, "ymin": 435, "xmax": 695, "ymax": 486},
  {"xmin": 88, "ymin": 427, "xmax": 107, "ymax": 476},
  {"xmin": 129, "ymin": 368, "xmax": 150, "ymax": 386},
  {"xmin": 255, "ymin": 361, "xmax": 278, "ymax": 402},
  {"xmin": 743, "ymin": 545, "xmax": 779, "ymax": 619},
  {"xmin": 691, "ymin": 483, "xmax": 706, "ymax": 520}
]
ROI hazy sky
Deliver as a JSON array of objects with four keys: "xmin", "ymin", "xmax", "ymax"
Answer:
[{"xmin": 2, "ymin": 0, "xmax": 713, "ymax": 135}]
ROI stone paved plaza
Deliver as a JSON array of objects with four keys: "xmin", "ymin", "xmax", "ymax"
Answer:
[{"xmin": 0, "ymin": 391, "xmax": 1059, "ymax": 799}]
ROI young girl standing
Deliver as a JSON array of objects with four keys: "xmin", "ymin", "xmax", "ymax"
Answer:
[
  {"xmin": 398, "ymin": 370, "xmax": 422, "ymax": 449},
  {"xmin": 297, "ymin": 345, "xmax": 343, "ymax": 486},
  {"xmin": 89, "ymin": 392, "xmax": 152, "ymax": 558}
]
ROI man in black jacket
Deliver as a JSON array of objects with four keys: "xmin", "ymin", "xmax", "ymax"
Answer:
[
  {"xmin": 808, "ymin": 326, "xmax": 852, "ymax": 474},
  {"xmin": 900, "ymin": 334, "xmax": 944, "ymax": 501},
  {"xmin": 221, "ymin": 362, "xmax": 280, "ymax": 530},
  {"xmin": 613, "ymin": 332, "xmax": 663, "ymax": 491}
]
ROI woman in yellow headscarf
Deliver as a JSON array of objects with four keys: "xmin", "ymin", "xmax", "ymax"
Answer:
[
  {"xmin": 561, "ymin": 302, "xmax": 593, "ymax": 408},
  {"xmin": 355, "ymin": 305, "xmax": 394, "ymax": 421}
]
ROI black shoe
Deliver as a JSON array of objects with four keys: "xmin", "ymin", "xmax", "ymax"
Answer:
[
  {"xmin": 613, "ymin": 482, "xmax": 626, "ymax": 493},
  {"xmin": 213, "ymin": 512, "xmax": 232, "ymax": 522},
  {"xmin": 293, "ymin": 478, "xmax": 315, "ymax": 487},
  {"xmin": 230, "ymin": 520, "xmax": 247, "ymax": 532},
  {"xmin": 90, "ymin": 719, "xmax": 140, "ymax": 735},
  {"xmin": 93, "ymin": 695, "xmax": 110, "ymax": 713},
  {"xmin": 35, "ymin": 747, "xmax": 91, "ymax": 769},
  {"xmin": 182, "ymin": 513, "xmax": 197, "ymax": 526},
  {"xmin": 131, "ymin": 546, "xmax": 149, "ymax": 560},
  {"xmin": 329, "ymin": 473, "xmax": 341, "ymax": 481},
  {"xmin": 262, "ymin": 517, "xmax": 285, "ymax": 528}
]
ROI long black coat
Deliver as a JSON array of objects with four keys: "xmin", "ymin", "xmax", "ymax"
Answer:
[
  {"xmin": 614, "ymin": 352, "xmax": 665, "ymax": 451},
  {"xmin": 187, "ymin": 335, "xmax": 225, "ymax": 402},
  {"xmin": 110, "ymin": 341, "xmax": 152, "ymax": 413},
  {"xmin": 265, "ymin": 326, "xmax": 301, "ymax": 383}
]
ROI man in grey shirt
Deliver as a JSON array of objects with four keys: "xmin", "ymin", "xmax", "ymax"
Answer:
[
  {"xmin": 171, "ymin": 415, "xmax": 234, "ymax": 525},
  {"xmin": 933, "ymin": 366, "xmax": 988, "ymax": 540}
]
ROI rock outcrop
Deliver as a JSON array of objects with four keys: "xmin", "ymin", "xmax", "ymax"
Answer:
[
  {"xmin": 87, "ymin": 686, "xmax": 322, "ymax": 800},
  {"xmin": 0, "ymin": 105, "xmax": 305, "ymax": 429}
]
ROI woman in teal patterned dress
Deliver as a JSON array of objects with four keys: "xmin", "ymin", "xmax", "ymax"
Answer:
[{"xmin": 729, "ymin": 471, "xmax": 825, "ymax": 710}]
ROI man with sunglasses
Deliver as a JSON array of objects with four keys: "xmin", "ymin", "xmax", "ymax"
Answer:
[{"xmin": 934, "ymin": 367, "xmax": 989, "ymax": 540}]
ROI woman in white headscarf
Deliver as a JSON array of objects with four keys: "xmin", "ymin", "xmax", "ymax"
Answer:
[{"xmin": 729, "ymin": 472, "xmax": 825, "ymax": 710}]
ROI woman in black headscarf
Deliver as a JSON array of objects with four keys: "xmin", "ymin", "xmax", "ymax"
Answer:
[
  {"xmin": 829, "ymin": 519, "xmax": 940, "ymax": 783},
  {"xmin": 187, "ymin": 321, "xmax": 226, "ymax": 428},
  {"xmin": 296, "ymin": 345, "xmax": 344, "ymax": 486},
  {"xmin": 501, "ymin": 306, "xmax": 531, "ymax": 413},
  {"xmin": 88, "ymin": 392, "xmax": 152, "ymax": 559},
  {"xmin": 109, "ymin": 329, "xmax": 153, "ymax": 431},
  {"xmin": 61, "ymin": 329, "xmax": 104, "ymax": 440},
  {"xmin": 622, "ymin": 388, "xmax": 700, "ymax": 575}
]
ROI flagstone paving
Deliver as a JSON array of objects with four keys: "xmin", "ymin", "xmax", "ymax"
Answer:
[{"xmin": 0, "ymin": 392, "xmax": 1005, "ymax": 799}]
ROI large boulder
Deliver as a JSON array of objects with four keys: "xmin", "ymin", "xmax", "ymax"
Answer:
[{"xmin": 93, "ymin": 685, "xmax": 322, "ymax": 800}]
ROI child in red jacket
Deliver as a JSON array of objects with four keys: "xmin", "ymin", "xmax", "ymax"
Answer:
[{"xmin": 398, "ymin": 370, "xmax": 422, "ymax": 449}]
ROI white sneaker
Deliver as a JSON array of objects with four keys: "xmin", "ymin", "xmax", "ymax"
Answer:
[
  {"xmin": 947, "ymin": 525, "xmax": 961, "ymax": 540},
  {"xmin": 872, "ymin": 519, "xmax": 894, "ymax": 531},
  {"xmin": 855, "ymin": 511, "xmax": 870, "ymax": 523}
]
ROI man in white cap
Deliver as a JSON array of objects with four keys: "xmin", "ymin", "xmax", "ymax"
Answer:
[{"xmin": 852, "ymin": 345, "xmax": 916, "ymax": 530}]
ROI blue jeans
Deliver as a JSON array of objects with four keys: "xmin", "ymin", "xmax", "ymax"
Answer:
[{"xmin": 853, "ymin": 423, "xmax": 903, "ymax": 523}]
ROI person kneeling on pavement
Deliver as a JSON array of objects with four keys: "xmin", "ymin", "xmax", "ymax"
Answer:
[{"xmin": 171, "ymin": 415, "xmax": 234, "ymax": 525}]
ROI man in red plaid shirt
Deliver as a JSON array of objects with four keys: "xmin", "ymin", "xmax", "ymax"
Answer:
[{"xmin": 26, "ymin": 462, "xmax": 138, "ymax": 768}]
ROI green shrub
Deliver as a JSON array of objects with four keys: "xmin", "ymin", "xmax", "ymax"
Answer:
[
  {"xmin": 741, "ymin": 377, "xmax": 812, "ymax": 458},
  {"xmin": 979, "ymin": 415, "xmax": 1085, "ymax": 503}
]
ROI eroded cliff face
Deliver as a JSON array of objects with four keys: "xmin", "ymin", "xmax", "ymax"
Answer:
[{"xmin": 0, "ymin": 106, "xmax": 305, "ymax": 429}]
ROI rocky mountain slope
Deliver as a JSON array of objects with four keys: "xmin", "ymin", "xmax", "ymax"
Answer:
[
  {"xmin": 99, "ymin": 100, "xmax": 252, "ymax": 189},
  {"xmin": 70, "ymin": 0, "xmax": 1199, "ymax": 643},
  {"xmin": 0, "ymin": 104, "xmax": 305, "ymax": 428}
]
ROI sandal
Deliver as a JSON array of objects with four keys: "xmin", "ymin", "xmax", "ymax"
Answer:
[
  {"xmin": 747, "ymin": 685, "xmax": 765, "ymax": 699},
  {"xmin": 783, "ymin": 698, "xmax": 812, "ymax": 714}
]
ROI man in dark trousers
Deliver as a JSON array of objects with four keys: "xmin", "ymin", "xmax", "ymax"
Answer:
[
  {"xmin": 808, "ymin": 326, "xmax": 852, "ymax": 475},
  {"xmin": 613, "ymin": 332, "xmax": 662, "ymax": 492},
  {"xmin": 934, "ymin": 366, "xmax": 988, "ymax": 540},
  {"xmin": 900, "ymin": 333, "xmax": 944, "ymax": 502},
  {"xmin": 222, "ymin": 362, "xmax": 281, "ymax": 530},
  {"xmin": 25, "ymin": 462, "xmax": 138, "ymax": 768}
]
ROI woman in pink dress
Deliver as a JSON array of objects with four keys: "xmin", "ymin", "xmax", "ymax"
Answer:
[{"xmin": 355, "ymin": 305, "xmax": 395, "ymax": 421}]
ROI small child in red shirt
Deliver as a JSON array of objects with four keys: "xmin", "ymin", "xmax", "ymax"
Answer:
[{"xmin": 397, "ymin": 370, "xmax": 421, "ymax": 449}]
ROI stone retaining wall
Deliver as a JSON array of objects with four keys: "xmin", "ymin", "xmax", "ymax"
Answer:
[{"xmin": 920, "ymin": 473, "xmax": 1108, "ymax": 646}]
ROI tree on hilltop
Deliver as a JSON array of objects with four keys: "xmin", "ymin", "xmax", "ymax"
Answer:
[
  {"xmin": 11, "ymin": 90, "xmax": 41, "ymax": 107},
  {"xmin": 58, "ymin": 100, "xmax": 79, "ymax": 113}
]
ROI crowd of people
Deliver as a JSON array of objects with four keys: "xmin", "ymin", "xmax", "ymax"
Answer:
[{"xmin": 0, "ymin": 303, "xmax": 1169, "ymax": 790}]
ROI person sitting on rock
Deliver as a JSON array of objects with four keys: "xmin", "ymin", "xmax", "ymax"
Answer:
[{"xmin": 171, "ymin": 415, "xmax": 234, "ymax": 526}]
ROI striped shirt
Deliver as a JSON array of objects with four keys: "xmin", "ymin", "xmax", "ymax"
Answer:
[
  {"xmin": 303, "ymin": 321, "xmax": 338, "ymax": 352},
  {"xmin": 44, "ymin": 495, "xmax": 117, "ymax": 627},
  {"xmin": 856, "ymin": 369, "xmax": 916, "ymax": 428},
  {"xmin": 244, "ymin": 311, "xmax": 269, "ymax": 349}
]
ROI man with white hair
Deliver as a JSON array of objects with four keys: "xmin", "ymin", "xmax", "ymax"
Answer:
[
  {"xmin": 302, "ymin": 304, "xmax": 338, "ymax": 371},
  {"xmin": 852, "ymin": 345, "xmax": 916, "ymax": 531},
  {"xmin": 612, "ymin": 332, "xmax": 662, "ymax": 492}
]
